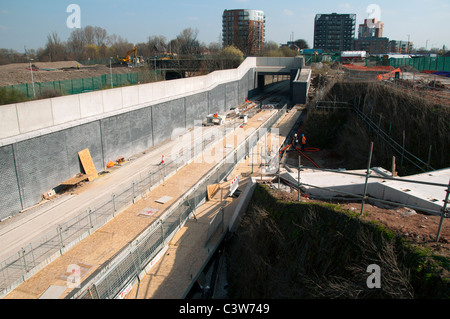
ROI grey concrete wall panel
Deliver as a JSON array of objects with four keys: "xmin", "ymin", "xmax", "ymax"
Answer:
[
  {"xmin": 208, "ymin": 84, "xmax": 226, "ymax": 114},
  {"xmin": 0, "ymin": 66, "xmax": 259, "ymax": 219},
  {"xmin": 292, "ymin": 68, "xmax": 311, "ymax": 105},
  {"xmin": 292, "ymin": 82, "xmax": 308, "ymax": 104},
  {"xmin": 0, "ymin": 145, "xmax": 22, "ymax": 219},
  {"xmin": 225, "ymin": 81, "xmax": 239, "ymax": 110},
  {"xmin": 185, "ymin": 92, "xmax": 208, "ymax": 128},
  {"xmin": 15, "ymin": 132, "xmax": 70, "ymax": 208},
  {"xmin": 248, "ymin": 68, "xmax": 255, "ymax": 90},
  {"xmin": 100, "ymin": 107, "xmax": 153, "ymax": 165},
  {"xmin": 64, "ymin": 122, "xmax": 103, "ymax": 176},
  {"xmin": 151, "ymin": 98, "xmax": 186, "ymax": 146},
  {"xmin": 238, "ymin": 72, "xmax": 249, "ymax": 102}
]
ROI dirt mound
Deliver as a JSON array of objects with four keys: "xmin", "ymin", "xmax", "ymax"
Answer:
[
  {"xmin": 399, "ymin": 65, "xmax": 420, "ymax": 73},
  {"xmin": 0, "ymin": 61, "xmax": 133, "ymax": 87}
]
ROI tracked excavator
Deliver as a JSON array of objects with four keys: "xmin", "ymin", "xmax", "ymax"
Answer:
[{"xmin": 116, "ymin": 47, "xmax": 144, "ymax": 67}]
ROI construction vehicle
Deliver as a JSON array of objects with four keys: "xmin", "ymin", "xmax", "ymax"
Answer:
[
  {"xmin": 161, "ymin": 52, "xmax": 178, "ymax": 60},
  {"xmin": 117, "ymin": 47, "xmax": 145, "ymax": 67},
  {"xmin": 118, "ymin": 47, "xmax": 137, "ymax": 64}
]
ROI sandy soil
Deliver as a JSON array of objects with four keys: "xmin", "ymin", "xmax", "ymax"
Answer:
[{"xmin": 0, "ymin": 61, "xmax": 135, "ymax": 86}]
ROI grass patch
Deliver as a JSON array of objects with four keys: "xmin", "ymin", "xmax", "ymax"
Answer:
[{"xmin": 226, "ymin": 184, "xmax": 449, "ymax": 298}]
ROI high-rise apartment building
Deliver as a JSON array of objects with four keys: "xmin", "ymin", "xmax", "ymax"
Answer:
[
  {"xmin": 314, "ymin": 13, "xmax": 356, "ymax": 52},
  {"xmin": 358, "ymin": 18, "xmax": 384, "ymax": 38},
  {"xmin": 354, "ymin": 18, "xmax": 388, "ymax": 54},
  {"xmin": 222, "ymin": 9, "xmax": 265, "ymax": 55}
]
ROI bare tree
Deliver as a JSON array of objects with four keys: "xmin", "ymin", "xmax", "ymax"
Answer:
[
  {"xmin": 176, "ymin": 28, "xmax": 200, "ymax": 57},
  {"xmin": 93, "ymin": 26, "xmax": 108, "ymax": 47},
  {"xmin": 83, "ymin": 26, "xmax": 95, "ymax": 45},
  {"xmin": 44, "ymin": 32, "xmax": 66, "ymax": 61},
  {"xmin": 67, "ymin": 28, "xmax": 86, "ymax": 60}
]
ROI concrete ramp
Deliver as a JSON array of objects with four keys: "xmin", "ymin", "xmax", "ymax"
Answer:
[{"xmin": 281, "ymin": 167, "xmax": 450, "ymax": 215}]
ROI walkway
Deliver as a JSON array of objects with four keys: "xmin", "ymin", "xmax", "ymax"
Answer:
[{"xmin": 3, "ymin": 102, "xmax": 302, "ymax": 299}]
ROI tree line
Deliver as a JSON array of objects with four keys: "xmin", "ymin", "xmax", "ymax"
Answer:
[{"xmin": 0, "ymin": 25, "xmax": 308, "ymax": 65}]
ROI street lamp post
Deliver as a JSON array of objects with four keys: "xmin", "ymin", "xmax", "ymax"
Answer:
[
  {"xmin": 109, "ymin": 57, "xmax": 113, "ymax": 88},
  {"xmin": 29, "ymin": 58, "xmax": 36, "ymax": 98}
]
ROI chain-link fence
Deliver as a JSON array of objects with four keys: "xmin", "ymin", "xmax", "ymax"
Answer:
[{"xmin": 0, "ymin": 106, "xmax": 286, "ymax": 299}]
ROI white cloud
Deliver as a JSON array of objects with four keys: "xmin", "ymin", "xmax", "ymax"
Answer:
[{"xmin": 283, "ymin": 9, "xmax": 294, "ymax": 16}]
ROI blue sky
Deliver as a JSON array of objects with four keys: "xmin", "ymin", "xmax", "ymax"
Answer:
[{"xmin": 0, "ymin": 0, "xmax": 449, "ymax": 52}]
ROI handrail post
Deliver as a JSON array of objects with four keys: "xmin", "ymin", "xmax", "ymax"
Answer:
[
  {"xmin": 436, "ymin": 179, "xmax": 450, "ymax": 242},
  {"xmin": 360, "ymin": 142, "xmax": 374, "ymax": 216}
]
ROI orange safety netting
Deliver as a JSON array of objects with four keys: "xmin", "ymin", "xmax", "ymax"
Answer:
[
  {"xmin": 343, "ymin": 64, "xmax": 396, "ymax": 72},
  {"xmin": 343, "ymin": 64, "xmax": 402, "ymax": 81}
]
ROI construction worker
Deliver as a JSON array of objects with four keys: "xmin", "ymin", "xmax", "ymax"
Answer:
[
  {"xmin": 301, "ymin": 134, "xmax": 306, "ymax": 151},
  {"xmin": 292, "ymin": 133, "xmax": 298, "ymax": 146}
]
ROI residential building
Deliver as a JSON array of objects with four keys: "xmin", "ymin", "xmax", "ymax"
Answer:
[
  {"xmin": 390, "ymin": 40, "xmax": 413, "ymax": 54},
  {"xmin": 358, "ymin": 18, "xmax": 384, "ymax": 38},
  {"xmin": 222, "ymin": 9, "xmax": 265, "ymax": 55},
  {"xmin": 313, "ymin": 13, "xmax": 356, "ymax": 52},
  {"xmin": 353, "ymin": 37, "xmax": 389, "ymax": 54}
]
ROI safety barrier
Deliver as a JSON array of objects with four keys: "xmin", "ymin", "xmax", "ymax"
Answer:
[
  {"xmin": 282, "ymin": 144, "xmax": 449, "ymax": 242},
  {"xmin": 67, "ymin": 105, "xmax": 286, "ymax": 299},
  {"xmin": 0, "ymin": 117, "xmax": 250, "ymax": 298}
]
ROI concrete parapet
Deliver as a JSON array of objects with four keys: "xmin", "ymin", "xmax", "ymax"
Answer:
[{"xmin": 0, "ymin": 57, "xmax": 294, "ymax": 141}]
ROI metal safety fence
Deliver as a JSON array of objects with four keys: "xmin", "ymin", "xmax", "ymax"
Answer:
[
  {"xmin": 0, "ymin": 105, "xmax": 286, "ymax": 299},
  {"xmin": 69, "ymin": 105, "xmax": 286, "ymax": 299},
  {"xmin": 282, "ymin": 142, "xmax": 449, "ymax": 242},
  {"xmin": 0, "ymin": 117, "xmax": 238, "ymax": 297}
]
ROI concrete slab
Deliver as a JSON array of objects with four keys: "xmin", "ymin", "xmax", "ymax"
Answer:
[
  {"xmin": 0, "ymin": 104, "xmax": 19, "ymax": 138},
  {"xmin": 38, "ymin": 285, "xmax": 67, "ymax": 299},
  {"xmin": 155, "ymin": 196, "xmax": 173, "ymax": 204},
  {"xmin": 16, "ymin": 99, "xmax": 54, "ymax": 133},
  {"xmin": 51, "ymin": 95, "xmax": 81, "ymax": 126},
  {"xmin": 281, "ymin": 166, "xmax": 450, "ymax": 215}
]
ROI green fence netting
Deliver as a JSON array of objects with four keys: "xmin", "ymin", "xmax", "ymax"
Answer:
[
  {"xmin": 2, "ymin": 72, "xmax": 146, "ymax": 99},
  {"xmin": 389, "ymin": 56, "xmax": 450, "ymax": 72},
  {"xmin": 368, "ymin": 56, "xmax": 450, "ymax": 72}
]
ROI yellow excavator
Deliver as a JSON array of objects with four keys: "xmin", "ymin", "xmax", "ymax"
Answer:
[
  {"xmin": 118, "ymin": 47, "xmax": 137, "ymax": 64},
  {"xmin": 117, "ymin": 47, "xmax": 144, "ymax": 66}
]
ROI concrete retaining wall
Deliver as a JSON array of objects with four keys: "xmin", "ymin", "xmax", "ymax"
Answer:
[
  {"xmin": 0, "ymin": 62, "xmax": 259, "ymax": 220},
  {"xmin": 292, "ymin": 68, "xmax": 311, "ymax": 105},
  {"xmin": 0, "ymin": 57, "xmax": 302, "ymax": 220}
]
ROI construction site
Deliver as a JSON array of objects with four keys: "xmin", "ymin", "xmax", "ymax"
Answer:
[{"xmin": 0, "ymin": 56, "xmax": 449, "ymax": 301}]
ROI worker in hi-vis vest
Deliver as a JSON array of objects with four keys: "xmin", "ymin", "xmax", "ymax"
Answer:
[{"xmin": 301, "ymin": 134, "xmax": 306, "ymax": 151}]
